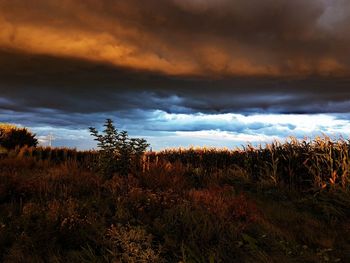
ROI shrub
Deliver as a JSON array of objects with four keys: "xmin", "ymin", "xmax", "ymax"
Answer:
[
  {"xmin": 0, "ymin": 123, "xmax": 38, "ymax": 150},
  {"xmin": 106, "ymin": 224, "xmax": 162, "ymax": 262}
]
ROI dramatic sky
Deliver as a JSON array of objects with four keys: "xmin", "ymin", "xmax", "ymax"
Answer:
[{"xmin": 1, "ymin": 0, "xmax": 350, "ymax": 149}]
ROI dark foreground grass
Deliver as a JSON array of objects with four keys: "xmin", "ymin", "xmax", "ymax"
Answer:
[{"xmin": 0, "ymin": 154, "xmax": 350, "ymax": 262}]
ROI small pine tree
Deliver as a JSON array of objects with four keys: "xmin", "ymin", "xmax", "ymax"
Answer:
[
  {"xmin": 89, "ymin": 119, "xmax": 149, "ymax": 180},
  {"xmin": 89, "ymin": 119, "xmax": 119, "ymax": 175}
]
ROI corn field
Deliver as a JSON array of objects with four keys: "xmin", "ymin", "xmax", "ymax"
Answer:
[
  {"xmin": 3, "ymin": 136, "xmax": 350, "ymax": 191},
  {"xmin": 145, "ymin": 137, "xmax": 350, "ymax": 191}
]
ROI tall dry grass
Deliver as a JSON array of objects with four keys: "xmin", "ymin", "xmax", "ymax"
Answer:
[
  {"xmin": 1, "ymin": 137, "xmax": 350, "ymax": 262},
  {"xmin": 146, "ymin": 137, "xmax": 350, "ymax": 191}
]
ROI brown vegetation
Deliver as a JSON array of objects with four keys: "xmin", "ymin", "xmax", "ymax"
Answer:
[{"xmin": 0, "ymin": 137, "xmax": 350, "ymax": 262}]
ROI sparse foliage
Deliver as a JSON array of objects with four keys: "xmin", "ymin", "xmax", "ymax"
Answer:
[
  {"xmin": 89, "ymin": 119, "xmax": 149, "ymax": 179},
  {"xmin": 106, "ymin": 224, "xmax": 161, "ymax": 262}
]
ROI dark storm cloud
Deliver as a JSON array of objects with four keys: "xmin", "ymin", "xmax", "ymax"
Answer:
[
  {"xmin": 1, "ymin": 1, "xmax": 350, "ymax": 130},
  {"xmin": 1, "ymin": 49, "xmax": 350, "ymax": 124},
  {"xmin": 1, "ymin": 0, "xmax": 350, "ymax": 76}
]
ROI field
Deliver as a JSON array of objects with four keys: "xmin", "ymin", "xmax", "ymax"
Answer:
[{"xmin": 1, "ymin": 137, "xmax": 350, "ymax": 262}]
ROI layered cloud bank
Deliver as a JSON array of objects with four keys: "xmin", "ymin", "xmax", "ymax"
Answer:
[
  {"xmin": 1, "ymin": 0, "xmax": 350, "ymax": 148},
  {"xmin": 4, "ymin": 110, "xmax": 350, "ymax": 150},
  {"xmin": 1, "ymin": 0, "xmax": 350, "ymax": 76}
]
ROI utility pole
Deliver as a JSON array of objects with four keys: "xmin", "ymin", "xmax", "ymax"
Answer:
[{"xmin": 47, "ymin": 133, "xmax": 55, "ymax": 147}]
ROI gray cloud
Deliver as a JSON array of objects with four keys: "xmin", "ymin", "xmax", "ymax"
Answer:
[
  {"xmin": 1, "ymin": 50, "xmax": 350, "ymax": 124},
  {"xmin": 1, "ymin": 0, "xmax": 350, "ymax": 143}
]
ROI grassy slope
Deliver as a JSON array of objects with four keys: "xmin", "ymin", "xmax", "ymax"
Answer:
[{"xmin": 0, "ymin": 156, "xmax": 349, "ymax": 262}]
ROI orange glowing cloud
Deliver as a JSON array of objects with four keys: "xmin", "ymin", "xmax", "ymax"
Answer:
[{"xmin": 0, "ymin": 0, "xmax": 350, "ymax": 77}]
